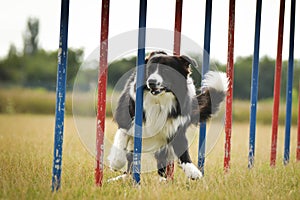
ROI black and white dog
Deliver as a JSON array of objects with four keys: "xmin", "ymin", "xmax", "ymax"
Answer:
[{"xmin": 108, "ymin": 51, "xmax": 228, "ymax": 180}]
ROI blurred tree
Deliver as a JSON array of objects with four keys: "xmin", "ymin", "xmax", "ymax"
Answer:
[
  {"xmin": 233, "ymin": 56, "xmax": 252, "ymax": 99},
  {"xmin": 293, "ymin": 60, "xmax": 300, "ymax": 90},
  {"xmin": 0, "ymin": 48, "xmax": 83, "ymax": 90},
  {"xmin": 23, "ymin": 18, "xmax": 39, "ymax": 55},
  {"xmin": 66, "ymin": 48, "xmax": 84, "ymax": 89},
  {"xmin": 108, "ymin": 56, "xmax": 136, "ymax": 88},
  {"xmin": 1, "ymin": 15, "xmax": 299, "ymax": 98},
  {"xmin": 22, "ymin": 49, "xmax": 83, "ymax": 90},
  {"xmin": 258, "ymin": 56, "xmax": 275, "ymax": 99},
  {"xmin": 0, "ymin": 52, "xmax": 24, "ymax": 84},
  {"xmin": 0, "ymin": 17, "xmax": 83, "ymax": 90},
  {"xmin": 8, "ymin": 44, "xmax": 18, "ymax": 58}
]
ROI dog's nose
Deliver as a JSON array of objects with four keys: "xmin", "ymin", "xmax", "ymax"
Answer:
[{"xmin": 147, "ymin": 79, "xmax": 160, "ymax": 89}]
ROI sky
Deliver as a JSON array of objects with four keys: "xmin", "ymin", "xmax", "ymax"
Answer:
[{"xmin": 1, "ymin": 0, "xmax": 299, "ymax": 64}]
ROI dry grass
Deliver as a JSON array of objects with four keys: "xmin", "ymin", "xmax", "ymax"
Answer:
[
  {"xmin": 0, "ymin": 88, "xmax": 298, "ymax": 125},
  {"xmin": 0, "ymin": 114, "xmax": 299, "ymax": 199}
]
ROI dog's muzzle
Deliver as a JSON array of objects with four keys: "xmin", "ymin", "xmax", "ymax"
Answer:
[{"xmin": 146, "ymin": 79, "xmax": 166, "ymax": 95}]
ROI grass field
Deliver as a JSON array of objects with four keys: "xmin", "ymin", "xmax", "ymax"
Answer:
[{"xmin": 0, "ymin": 114, "xmax": 299, "ymax": 199}]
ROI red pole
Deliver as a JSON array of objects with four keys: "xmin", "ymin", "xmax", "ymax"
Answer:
[
  {"xmin": 173, "ymin": 0, "xmax": 183, "ymax": 56},
  {"xmin": 166, "ymin": 0, "xmax": 183, "ymax": 180},
  {"xmin": 224, "ymin": 0, "xmax": 235, "ymax": 173},
  {"xmin": 95, "ymin": 0, "xmax": 110, "ymax": 187},
  {"xmin": 297, "ymin": 81, "xmax": 300, "ymax": 161},
  {"xmin": 270, "ymin": 0, "xmax": 285, "ymax": 167}
]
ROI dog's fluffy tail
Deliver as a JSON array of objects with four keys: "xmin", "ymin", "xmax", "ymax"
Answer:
[{"xmin": 192, "ymin": 71, "xmax": 228, "ymax": 123}]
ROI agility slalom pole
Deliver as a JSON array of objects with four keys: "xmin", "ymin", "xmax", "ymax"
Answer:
[
  {"xmin": 270, "ymin": 0, "xmax": 285, "ymax": 167},
  {"xmin": 173, "ymin": 0, "xmax": 183, "ymax": 56},
  {"xmin": 224, "ymin": 0, "xmax": 235, "ymax": 173},
  {"xmin": 165, "ymin": 0, "xmax": 183, "ymax": 180},
  {"xmin": 198, "ymin": 0, "xmax": 212, "ymax": 175},
  {"xmin": 51, "ymin": 0, "xmax": 70, "ymax": 191},
  {"xmin": 284, "ymin": 0, "xmax": 296, "ymax": 165},
  {"xmin": 297, "ymin": 81, "xmax": 300, "ymax": 161},
  {"xmin": 248, "ymin": 0, "xmax": 262, "ymax": 169},
  {"xmin": 133, "ymin": 0, "xmax": 147, "ymax": 185},
  {"xmin": 95, "ymin": 0, "xmax": 110, "ymax": 187}
]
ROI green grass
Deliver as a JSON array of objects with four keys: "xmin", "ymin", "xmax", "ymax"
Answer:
[
  {"xmin": 232, "ymin": 99, "xmax": 299, "ymax": 125},
  {"xmin": 0, "ymin": 114, "xmax": 299, "ymax": 199},
  {"xmin": 0, "ymin": 88, "xmax": 72, "ymax": 115},
  {"xmin": 0, "ymin": 88, "xmax": 113, "ymax": 116}
]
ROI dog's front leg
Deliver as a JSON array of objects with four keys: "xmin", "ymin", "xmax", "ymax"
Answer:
[
  {"xmin": 170, "ymin": 125, "xmax": 202, "ymax": 179},
  {"xmin": 108, "ymin": 128, "xmax": 130, "ymax": 170},
  {"xmin": 154, "ymin": 147, "xmax": 169, "ymax": 179}
]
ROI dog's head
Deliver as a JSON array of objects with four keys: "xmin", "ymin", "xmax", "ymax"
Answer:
[{"xmin": 145, "ymin": 51, "xmax": 197, "ymax": 96}]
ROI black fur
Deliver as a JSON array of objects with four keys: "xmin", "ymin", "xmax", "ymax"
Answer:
[{"xmin": 114, "ymin": 74, "xmax": 135, "ymax": 130}]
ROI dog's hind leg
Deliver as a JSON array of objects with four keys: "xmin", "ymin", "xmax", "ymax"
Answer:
[{"xmin": 126, "ymin": 151, "xmax": 133, "ymax": 174}]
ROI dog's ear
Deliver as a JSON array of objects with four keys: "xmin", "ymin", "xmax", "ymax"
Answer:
[
  {"xmin": 179, "ymin": 55, "xmax": 197, "ymax": 75},
  {"xmin": 145, "ymin": 51, "xmax": 168, "ymax": 64},
  {"xmin": 180, "ymin": 55, "xmax": 197, "ymax": 67}
]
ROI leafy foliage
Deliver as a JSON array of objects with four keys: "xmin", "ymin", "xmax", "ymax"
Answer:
[
  {"xmin": 233, "ymin": 56, "xmax": 300, "ymax": 100},
  {"xmin": 0, "ymin": 17, "xmax": 83, "ymax": 90},
  {"xmin": 1, "ymin": 18, "xmax": 300, "ymax": 99},
  {"xmin": 0, "ymin": 49, "xmax": 83, "ymax": 90},
  {"xmin": 108, "ymin": 56, "xmax": 136, "ymax": 87}
]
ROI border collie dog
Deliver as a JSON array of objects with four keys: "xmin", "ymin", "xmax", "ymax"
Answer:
[{"xmin": 108, "ymin": 51, "xmax": 228, "ymax": 180}]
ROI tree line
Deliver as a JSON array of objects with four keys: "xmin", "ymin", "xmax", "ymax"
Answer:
[
  {"xmin": 107, "ymin": 55, "xmax": 300, "ymax": 100},
  {"xmin": 1, "ymin": 46, "xmax": 299, "ymax": 100},
  {"xmin": 1, "ymin": 18, "xmax": 299, "ymax": 100},
  {"xmin": 0, "ymin": 18, "xmax": 83, "ymax": 90}
]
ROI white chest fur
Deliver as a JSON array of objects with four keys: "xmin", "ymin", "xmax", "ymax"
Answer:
[
  {"xmin": 126, "ymin": 91, "xmax": 189, "ymax": 153},
  {"xmin": 143, "ymin": 91, "xmax": 176, "ymax": 138}
]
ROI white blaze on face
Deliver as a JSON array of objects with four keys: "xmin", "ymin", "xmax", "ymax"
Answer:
[{"xmin": 147, "ymin": 67, "xmax": 163, "ymax": 89}]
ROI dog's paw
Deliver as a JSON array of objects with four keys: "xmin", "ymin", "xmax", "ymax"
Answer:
[
  {"xmin": 107, "ymin": 146, "xmax": 127, "ymax": 170},
  {"xmin": 158, "ymin": 176, "xmax": 167, "ymax": 183},
  {"xmin": 107, "ymin": 173, "xmax": 129, "ymax": 183},
  {"xmin": 180, "ymin": 163, "xmax": 203, "ymax": 180}
]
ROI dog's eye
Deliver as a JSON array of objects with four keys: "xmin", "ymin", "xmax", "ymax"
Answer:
[
  {"xmin": 147, "ymin": 64, "xmax": 159, "ymax": 75},
  {"xmin": 160, "ymin": 66, "xmax": 170, "ymax": 73}
]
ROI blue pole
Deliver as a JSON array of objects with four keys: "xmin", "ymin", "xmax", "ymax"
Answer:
[
  {"xmin": 133, "ymin": 0, "xmax": 147, "ymax": 185},
  {"xmin": 198, "ymin": 0, "xmax": 212, "ymax": 175},
  {"xmin": 284, "ymin": 0, "xmax": 296, "ymax": 165},
  {"xmin": 248, "ymin": 0, "xmax": 262, "ymax": 169},
  {"xmin": 51, "ymin": 0, "xmax": 69, "ymax": 191}
]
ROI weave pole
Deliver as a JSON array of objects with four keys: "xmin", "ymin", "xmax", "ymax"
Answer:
[
  {"xmin": 224, "ymin": 0, "xmax": 235, "ymax": 172},
  {"xmin": 283, "ymin": 0, "xmax": 296, "ymax": 165},
  {"xmin": 198, "ymin": 0, "xmax": 212, "ymax": 175},
  {"xmin": 133, "ymin": 0, "xmax": 147, "ymax": 185},
  {"xmin": 165, "ymin": 0, "xmax": 183, "ymax": 180},
  {"xmin": 297, "ymin": 81, "xmax": 300, "ymax": 161},
  {"xmin": 248, "ymin": 0, "xmax": 262, "ymax": 169},
  {"xmin": 95, "ymin": 0, "xmax": 110, "ymax": 187},
  {"xmin": 51, "ymin": 0, "xmax": 70, "ymax": 191},
  {"xmin": 270, "ymin": 0, "xmax": 285, "ymax": 167},
  {"xmin": 173, "ymin": 0, "xmax": 183, "ymax": 56}
]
